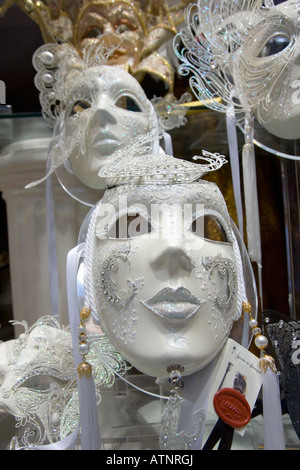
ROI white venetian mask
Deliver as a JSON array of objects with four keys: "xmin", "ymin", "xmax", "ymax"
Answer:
[
  {"xmin": 234, "ymin": 0, "xmax": 300, "ymax": 140},
  {"xmin": 83, "ymin": 145, "xmax": 245, "ymax": 379},
  {"xmin": 65, "ymin": 65, "xmax": 157, "ymax": 189},
  {"xmin": 28, "ymin": 43, "xmax": 158, "ymax": 200},
  {"xmin": 174, "ymin": 0, "xmax": 300, "ymax": 140}
]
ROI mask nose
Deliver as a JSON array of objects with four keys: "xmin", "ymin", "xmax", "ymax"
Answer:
[
  {"xmin": 90, "ymin": 107, "xmax": 117, "ymax": 128},
  {"xmin": 151, "ymin": 246, "xmax": 193, "ymax": 278}
]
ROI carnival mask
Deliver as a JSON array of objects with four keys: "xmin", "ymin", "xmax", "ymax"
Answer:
[
  {"xmin": 74, "ymin": 0, "xmax": 146, "ymax": 69},
  {"xmin": 233, "ymin": 0, "xmax": 300, "ymax": 140},
  {"xmin": 65, "ymin": 65, "xmax": 157, "ymax": 189},
  {"xmin": 174, "ymin": 0, "xmax": 300, "ymax": 140},
  {"xmin": 82, "ymin": 143, "xmax": 245, "ymax": 379},
  {"xmin": 29, "ymin": 42, "xmax": 157, "ymax": 194}
]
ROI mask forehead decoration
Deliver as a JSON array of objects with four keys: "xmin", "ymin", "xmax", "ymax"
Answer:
[{"xmin": 82, "ymin": 132, "xmax": 247, "ymax": 380}]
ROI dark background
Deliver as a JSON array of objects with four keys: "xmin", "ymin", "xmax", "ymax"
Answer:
[{"xmin": 0, "ymin": 5, "xmax": 43, "ymax": 113}]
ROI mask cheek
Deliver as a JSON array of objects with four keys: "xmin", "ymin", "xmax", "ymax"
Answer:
[
  {"xmin": 93, "ymin": 242, "xmax": 144, "ymax": 345},
  {"xmin": 117, "ymin": 111, "xmax": 153, "ymax": 139},
  {"xmin": 191, "ymin": 252, "xmax": 238, "ymax": 337}
]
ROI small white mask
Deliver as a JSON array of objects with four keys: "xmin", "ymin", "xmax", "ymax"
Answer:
[
  {"xmin": 87, "ymin": 180, "xmax": 244, "ymax": 378},
  {"xmin": 64, "ymin": 65, "xmax": 156, "ymax": 189},
  {"xmin": 29, "ymin": 52, "xmax": 158, "ymax": 195}
]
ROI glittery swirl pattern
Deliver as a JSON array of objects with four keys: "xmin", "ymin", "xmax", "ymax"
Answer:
[
  {"xmin": 100, "ymin": 243, "xmax": 143, "ymax": 305},
  {"xmin": 191, "ymin": 254, "xmax": 238, "ymax": 339},
  {"xmin": 93, "ymin": 242, "xmax": 144, "ymax": 346},
  {"xmin": 173, "ymin": 0, "xmax": 285, "ymax": 124}
]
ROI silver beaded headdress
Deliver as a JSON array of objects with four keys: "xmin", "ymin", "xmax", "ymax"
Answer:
[{"xmin": 98, "ymin": 130, "xmax": 227, "ymax": 186}]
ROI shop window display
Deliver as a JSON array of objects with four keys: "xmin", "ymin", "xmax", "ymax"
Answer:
[{"xmin": 0, "ymin": 0, "xmax": 298, "ymax": 452}]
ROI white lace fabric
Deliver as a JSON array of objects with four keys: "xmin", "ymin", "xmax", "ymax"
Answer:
[{"xmin": 0, "ymin": 316, "xmax": 128, "ymax": 449}]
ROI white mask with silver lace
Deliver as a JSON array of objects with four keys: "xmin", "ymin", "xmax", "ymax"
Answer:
[
  {"xmin": 81, "ymin": 134, "xmax": 246, "ymax": 450},
  {"xmin": 83, "ymin": 134, "xmax": 245, "ymax": 380},
  {"xmin": 30, "ymin": 40, "xmax": 157, "ymax": 191}
]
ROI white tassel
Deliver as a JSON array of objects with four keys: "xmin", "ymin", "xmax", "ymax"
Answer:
[
  {"xmin": 78, "ymin": 376, "xmax": 104, "ymax": 450},
  {"xmin": 260, "ymin": 359, "xmax": 285, "ymax": 450},
  {"xmin": 67, "ymin": 246, "xmax": 104, "ymax": 450}
]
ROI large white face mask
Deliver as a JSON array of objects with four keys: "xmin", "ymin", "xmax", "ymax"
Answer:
[
  {"xmin": 233, "ymin": 0, "xmax": 300, "ymax": 140},
  {"xmin": 88, "ymin": 181, "xmax": 243, "ymax": 378},
  {"xmin": 64, "ymin": 65, "xmax": 156, "ymax": 189}
]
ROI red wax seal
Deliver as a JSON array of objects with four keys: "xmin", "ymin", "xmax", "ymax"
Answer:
[{"xmin": 213, "ymin": 388, "xmax": 251, "ymax": 428}]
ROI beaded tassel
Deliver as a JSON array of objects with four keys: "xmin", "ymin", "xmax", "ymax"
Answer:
[
  {"xmin": 77, "ymin": 306, "xmax": 92, "ymax": 379},
  {"xmin": 242, "ymin": 301, "xmax": 285, "ymax": 449},
  {"xmin": 242, "ymin": 300, "xmax": 274, "ymax": 367}
]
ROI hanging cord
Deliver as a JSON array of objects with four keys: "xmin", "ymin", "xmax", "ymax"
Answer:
[{"xmin": 226, "ymin": 102, "xmax": 244, "ymax": 239}]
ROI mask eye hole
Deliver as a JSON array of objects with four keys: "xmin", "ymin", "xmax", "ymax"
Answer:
[
  {"xmin": 114, "ymin": 21, "xmax": 134, "ymax": 34},
  {"xmin": 84, "ymin": 27, "xmax": 103, "ymax": 39},
  {"xmin": 108, "ymin": 213, "xmax": 152, "ymax": 239},
  {"xmin": 69, "ymin": 100, "xmax": 91, "ymax": 116},
  {"xmin": 191, "ymin": 215, "xmax": 228, "ymax": 243},
  {"xmin": 115, "ymin": 95, "xmax": 142, "ymax": 112},
  {"xmin": 259, "ymin": 34, "xmax": 290, "ymax": 57}
]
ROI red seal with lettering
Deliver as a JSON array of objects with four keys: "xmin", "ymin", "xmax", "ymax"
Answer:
[{"xmin": 213, "ymin": 388, "xmax": 251, "ymax": 428}]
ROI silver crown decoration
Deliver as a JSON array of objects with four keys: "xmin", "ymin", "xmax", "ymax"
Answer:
[{"xmin": 98, "ymin": 131, "xmax": 227, "ymax": 187}]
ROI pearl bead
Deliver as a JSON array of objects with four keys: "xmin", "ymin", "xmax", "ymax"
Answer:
[
  {"xmin": 40, "ymin": 51, "xmax": 54, "ymax": 66},
  {"xmin": 78, "ymin": 341, "xmax": 89, "ymax": 356},
  {"xmin": 254, "ymin": 334, "xmax": 268, "ymax": 349},
  {"xmin": 78, "ymin": 325, "xmax": 86, "ymax": 334},
  {"xmin": 42, "ymin": 73, "xmax": 54, "ymax": 85},
  {"xmin": 252, "ymin": 327, "xmax": 261, "ymax": 336},
  {"xmin": 249, "ymin": 319, "xmax": 258, "ymax": 328},
  {"xmin": 51, "ymin": 412, "xmax": 60, "ymax": 426},
  {"xmin": 79, "ymin": 332, "xmax": 87, "ymax": 342},
  {"xmin": 47, "ymin": 91, "xmax": 56, "ymax": 101}
]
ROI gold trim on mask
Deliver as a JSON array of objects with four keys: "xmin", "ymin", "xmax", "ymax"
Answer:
[{"xmin": 1, "ymin": 0, "xmax": 191, "ymax": 95}]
